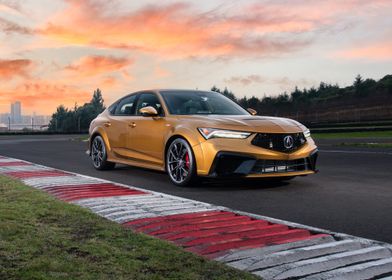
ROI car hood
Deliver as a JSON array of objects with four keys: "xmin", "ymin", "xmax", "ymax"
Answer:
[{"xmin": 176, "ymin": 115, "xmax": 306, "ymax": 133}]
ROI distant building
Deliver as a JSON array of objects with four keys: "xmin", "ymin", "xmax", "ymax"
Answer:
[
  {"xmin": 0, "ymin": 113, "xmax": 10, "ymax": 125},
  {"xmin": 0, "ymin": 123, "xmax": 7, "ymax": 132},
  {"xmin": 10, "ymin": 101, "xmax": 22, "ymax": 124}
]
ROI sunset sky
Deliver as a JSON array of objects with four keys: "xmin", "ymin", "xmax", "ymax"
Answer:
[{"xmin": 1, "ymin": 0, "xmax": 392, "ymax": 115}]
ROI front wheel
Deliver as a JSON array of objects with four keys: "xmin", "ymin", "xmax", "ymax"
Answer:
[
  {"xmin": 166, "ymin": 138, "xmax": 198, "ymax": 186},
  {"xmin": 91, "ymin": 135, "xmax": 115, "ymax": 170}
]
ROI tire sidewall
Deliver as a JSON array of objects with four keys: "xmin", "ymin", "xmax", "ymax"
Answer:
[
  {"xmin": 166, "ymin": 138, "xmax": 197, "ymax": 186},
  {"xmin": 92, "ymin": 135, "xmax": 108, "ymax": 170}
]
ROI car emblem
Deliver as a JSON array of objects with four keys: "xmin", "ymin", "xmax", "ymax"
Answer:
[{"xmin": 283, "ymin": 135, "xmax": 294, "ymax": 149}]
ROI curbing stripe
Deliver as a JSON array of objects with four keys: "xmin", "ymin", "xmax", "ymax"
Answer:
[
  {"xmin": 235, "ymin": 240, "xmax": 364, "ymax": 271},
  {"xmin": 0, "ymin": 165, "xmax": 52, "ymax": 173},
  {"xmin": 22, "ymin": 176, "xmax": 103, "ymax": 188},
  {"xmin": 255, "ymin": 246, "xmax": 392, "ymax": 279},
  {"xmin": 4, "ymin": 170, "xmax": 69, "ymax": 179},
  {"xmin": 0, "ymin": 161, "xmax": 31, "ymax": 166},
  {"xmin": 303, "ymin": 257, "xmax": 392, "ymax": 280},
  {"xmin": 0, "ymin": 155, "xmax": 391, "ymax": 279},
  {"xmin": 216, "ymin": 235, "xmax": 335, "ymax": 262},
  {"xmin": 0, "ymin": 158, "xmax": 23, "ymax": 163}
]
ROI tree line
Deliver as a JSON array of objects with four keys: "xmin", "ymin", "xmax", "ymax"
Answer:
[
  {"xmin": 48, "ymin": 74, "xmax": 392, "ymax": 132},
  {"xmin": 48, "ymin": 89, "xmax": 105, "ymax": 132},
  {"xmin": 212, "ymin": 74, "xmax": 392, "ymax": 124}
]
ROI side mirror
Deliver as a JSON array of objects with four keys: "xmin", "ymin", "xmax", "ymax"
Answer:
[
  {"xmin": 247, "ymin": 108, "xmax": 257, "ymax": 115},
  {"xmin": 139, "ymin": 106, "xmax": 158, "ymax": 117}
]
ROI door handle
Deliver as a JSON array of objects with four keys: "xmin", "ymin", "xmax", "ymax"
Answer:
[
  {"xmin": 104, "ymin": 122, "xmax": 111, "ymax": 127},
  {"xmin": 129, "ymin": 122, "xmax": 136, "ymax": 128}
]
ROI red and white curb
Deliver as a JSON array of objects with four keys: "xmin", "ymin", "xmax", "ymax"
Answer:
[{"xmin": 1, "ymin": 155, "xmax": 392, "ymax": 279}]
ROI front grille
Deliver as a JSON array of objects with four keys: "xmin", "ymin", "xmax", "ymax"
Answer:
[
  {"xmin": 251, "ymin": 133, "xmax": 306, "ymax": 153},
  {"xmin": 251, "ymin": 158, "xmax": 310, "ymax": 174}
]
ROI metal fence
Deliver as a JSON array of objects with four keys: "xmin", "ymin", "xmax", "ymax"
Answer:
[{"xmin": 0, "ymin": 123, "xmax": 49, "ymax": 132}]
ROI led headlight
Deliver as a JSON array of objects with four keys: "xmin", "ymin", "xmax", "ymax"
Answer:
[
  {"xmin": 303, "ymin": 129, "xmax": 311, "ymax": 138},
  {"xmin": 198, "ymin": 128, "xmax": 251, "ymax": 139}
]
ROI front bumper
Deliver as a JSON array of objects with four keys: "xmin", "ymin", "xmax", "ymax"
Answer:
[
  {"xmin": 207, "ymin": 150, "xmax": 318, "ymax": 178},
  {"xmin": 193, "ymin": 135, "xmax": 318, "ymax": 177}
]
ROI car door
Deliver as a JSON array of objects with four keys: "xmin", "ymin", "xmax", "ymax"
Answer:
[
  {"xmin": 106, "ymin": 94, "xmax": 138, "ymax": 158},
  {"xmin": 127, "ymin": 92, "xmax": 169, "ymax": 167}
]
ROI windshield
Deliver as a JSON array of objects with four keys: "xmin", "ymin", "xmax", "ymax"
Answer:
[{"xmin": 160, "ymin": 90, "xmax": 249, "ymax": 115}]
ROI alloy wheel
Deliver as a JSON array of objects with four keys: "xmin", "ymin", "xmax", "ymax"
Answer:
[
  {"xmin": 167, "ymin": 139, "xmax": 193, "ymax": 185},
  {"xmin": 91, "ymin": 136, "xmax": 106, "ymax": 168}
]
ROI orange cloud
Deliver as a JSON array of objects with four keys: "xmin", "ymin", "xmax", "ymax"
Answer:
[
  {"xmin": 0, "ymin": 80, "xmax": 91, "ymax": 114},
  {"xmin": 0, "ymin": 59, "xmax": 33, "ymax": 79},
  {"xmin": 101, "ymin": 76, "xmax": 117, "ymax": 87},
  {"xmin": 38, "ymin": 1, "xmax": 316, "ymax": 59},
  {"xmin": 64, "ymin": 55, "xmax": 133, "ymax": 77},
  {"xmin": 154, "ymin": 65, "xmax": 171, "ymax": 78}
]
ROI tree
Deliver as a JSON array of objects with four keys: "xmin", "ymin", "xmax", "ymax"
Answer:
[
  {"xmin": 91, "ymin": 88, "xmax": 105, "ymax": 114},
  {"xmin": 48, "ymin": 88, "xmax": 106, "ymax": 132},
  {"xmin": 210, "ymin": 85, "xmax": 221, "ymax": 93},
  {"xmin": 222, "ymin": 87, "xmax": 237, "ymax": 101},
  {"xmin": 353, "ymin": 74, "xmax": 364, "ymax": 94}
]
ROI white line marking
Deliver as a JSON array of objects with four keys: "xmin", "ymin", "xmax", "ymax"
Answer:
[{"xmin": 320, "ymin": 149, "xmax": 392, "ymax": 155}]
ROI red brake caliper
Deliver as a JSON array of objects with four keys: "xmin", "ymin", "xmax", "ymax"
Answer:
[{"xmin": 185, "ymin": 153, "xmax": 190, "ymax": 169}]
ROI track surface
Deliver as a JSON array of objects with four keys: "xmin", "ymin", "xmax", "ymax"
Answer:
[{"xmin": 0, "ymin": 134, "xmax": 391, "ymax": 243}]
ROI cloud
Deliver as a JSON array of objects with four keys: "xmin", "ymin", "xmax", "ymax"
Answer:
[
  {"xmin": 335, "ymin": 40, "xmax": 392, "ymax": 61},
  {"xmin": 225, "ymin": 74, "xmax": 315, "ymax": 89},
  {"xmin": 225, "ymin": 75, "xmax": 267, "ymax": 86},
  {"xmin": 0, "ymin": 58, "xmax": 33, "ymax": 79},
  {"xmin": 37, "ymin": 1, "xmax": 319, "ymax": 59},
  {"xmin": 0, "ymin": 17, "xmax": 32, "ymax": 34},
  {"xmin": 0, "ymin": 1, "xmax": 23, "ymax": 16},
  {"xmin": 64, "ymin": 55, "xmax": 134, "ymax": 77},
  {"xmin": 0, "ymin": 80, "xmax": 91, "ymax": 114},
  {"xmin": 154, "ymin": 65, "xmax": 171, "ymax": 78}
]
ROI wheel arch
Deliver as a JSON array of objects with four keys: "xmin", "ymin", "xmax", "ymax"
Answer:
[
  {"xmin": 164, "ymin": 135, "xmax": 189, "ymax": 172},
  {"xmin": 89, "ymin": 127, "xmax": 111, "ymax": 153}
]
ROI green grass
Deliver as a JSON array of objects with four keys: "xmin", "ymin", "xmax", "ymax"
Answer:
[
  {"xmin": 0, "ymin": 176, "xmax": 258, "ymax": 280},
  {"xmin": 338, "ymin": 142, "xmax": 392, "ymax": 148},
  {"xmin": 312, "ymin": 130, "xmax": 392, "ymax": 139}
]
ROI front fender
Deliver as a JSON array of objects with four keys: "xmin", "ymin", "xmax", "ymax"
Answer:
[
  {"xmin": 167, "ymin": 125, "xmax": 209, "ymax": 175},
  {"xmin": 89, "ymin": 126, "xmax": 112, "ymax": 154},
  {"xmin": 168, "ymin": 125, "xmax": 204, "ymax": 148}
]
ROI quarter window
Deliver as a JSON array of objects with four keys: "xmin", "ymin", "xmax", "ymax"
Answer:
[{"xmin": 114, "ymin": 94, "xmax": 137, "ymax": 115}]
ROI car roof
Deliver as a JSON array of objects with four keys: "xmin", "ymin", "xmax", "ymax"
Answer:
[{"xmin": 149, "ymin": 89, "xmax": 215, "ymax": 94}]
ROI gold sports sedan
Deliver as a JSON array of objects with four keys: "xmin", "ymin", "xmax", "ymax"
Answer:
[{"xmin": 88, "ymin": 89, "xmax": 318, "ymax": 186}]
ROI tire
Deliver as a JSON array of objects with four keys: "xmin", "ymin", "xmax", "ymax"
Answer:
[
  {"xmin": 91, "ymin": 135, "xmax": 116, "ymax": 170},
  {"xmin": 166, "ymin": 138, "xmax": 198, "ymax": 186}
]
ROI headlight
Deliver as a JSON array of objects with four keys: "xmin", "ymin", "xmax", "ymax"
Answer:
[
  {"xmin": 198, "ymin": 128, "xmax": 251, "ymax": 139},
  {"xmin": 303, "ymin": 129, "xmax": 311, "ymax": 138}
]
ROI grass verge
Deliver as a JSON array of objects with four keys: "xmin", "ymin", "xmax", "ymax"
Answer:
[
  {"xmin": 0, "ymin": 176, "xmax": 258, "ymax": 280},
  {"xmin": 312, "ymin": 130, "xmax": 392, "ymax": 139}
]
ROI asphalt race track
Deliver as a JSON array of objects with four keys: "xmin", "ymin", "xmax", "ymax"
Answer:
[{"xmin": 1, "ymin": 134, "xmax": 391, "ymax": 244}]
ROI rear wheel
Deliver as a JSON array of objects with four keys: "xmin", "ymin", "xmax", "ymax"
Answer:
[
  {"xmin": 91, "ymin": 135, "xmax": 115, "ymax": 170},
  {"xmin": 166, "ymin": 138, "xmax": 198, "ymax": 186}
]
